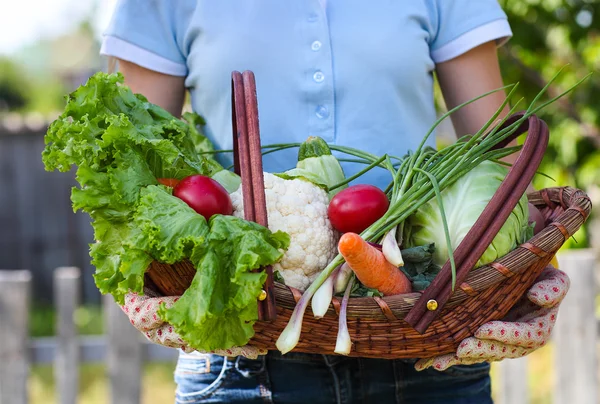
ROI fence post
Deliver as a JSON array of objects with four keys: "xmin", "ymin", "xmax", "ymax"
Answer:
[
  {"xmin": 54, "ymin": 267, "xmax": 81, "ymax": 404},
  {"xmin": 554, "ymin": 249, "xmax": 597, "ymax": 404},
  {"xmin": 498, "ymin": 356, "xmax": 529, "ymax": 404},
  {"xmin": 0, "ymin": 270, "xmax": 31, "ymax": 404},
  {"xmin": 104, "ymin": 294, "xmax": 143, "ymax": 404}
]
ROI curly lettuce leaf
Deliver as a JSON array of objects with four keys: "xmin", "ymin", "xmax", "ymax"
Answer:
[
  {"xmin": 182, "ymin": 112, "xmax": 217, "ymax": 159},
  {"xmin": 132, "ymin": 186, "xmax": 209, "ymax": 264},
  {"xmin": 43, "ymin": 73, "xmax": 289, "ymax": 350},
  {"xmin": 158, "ymin": 215, "xmax": 290, "ymax": 351},
  {"xmin": 90, "ymin": 221, "xmax": 153, "ymax": 300},
  {"xmin": 43, "ymin": 72, "xmax": 222, "ymax": 180},
  {"xmin": 41, "ymin": 72, "xmax": 231, "ymax": 301}
]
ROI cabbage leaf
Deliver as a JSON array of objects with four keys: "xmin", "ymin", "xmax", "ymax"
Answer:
[{"xmin": 403, "ymin": 161, "xmax": 531, "ymax": 268}]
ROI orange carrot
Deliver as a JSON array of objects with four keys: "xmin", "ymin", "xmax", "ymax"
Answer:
[{"xmin": 338, "ymin": 232, "xmax": 412, "ymax": 296}]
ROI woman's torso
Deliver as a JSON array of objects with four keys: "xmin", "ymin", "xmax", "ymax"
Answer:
[{"xmin": 179, "ymin": 1, "xmax": 439, "ymax": 188}]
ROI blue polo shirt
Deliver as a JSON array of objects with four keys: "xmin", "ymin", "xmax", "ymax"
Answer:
[{"xmin": 101, "ymin": 0, "xmax": 511, "ymax": 188}]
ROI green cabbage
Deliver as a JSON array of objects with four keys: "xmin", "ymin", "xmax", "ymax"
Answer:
[{"xmin": 403, "ymin": 161, "xmax": 531, "ymax": 268}]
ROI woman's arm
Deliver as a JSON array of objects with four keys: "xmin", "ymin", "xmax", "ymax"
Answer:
[
  {"xmin": 435, "ymin": 41, "xmax": 510, "ymax": 137},
  {"xmin": 436, "ymin": 41, "xmax": 520, "ymax": 165},
  {"xmin": 436, "ymin": 41, "xmax": 530, "ymax": 184},
  {"xmin": 116, "ymin": 59, "xmax": 186, "ymax": 117}
]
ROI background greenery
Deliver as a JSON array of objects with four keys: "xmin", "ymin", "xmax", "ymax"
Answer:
[{"xmin": 500, "ymin": 0, "xmax": 600, "ymax": 249}]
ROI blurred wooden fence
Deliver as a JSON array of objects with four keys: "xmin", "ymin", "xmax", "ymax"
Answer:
[
  {"xmin": 0, "ymin": 250, "xmax": 597, "ymax": 404},
  {"xmin": 0, "ymin": 128, "xmax": 97, "ymax": 304}
]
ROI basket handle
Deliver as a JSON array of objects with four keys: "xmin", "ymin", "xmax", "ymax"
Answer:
[
  {"xmin": 404, "ymin": 112, "xmax": 549, "ymax": 334},
  {"xmin": 231, "ymin": 71, "xmax": 277, "ymax": 321}
]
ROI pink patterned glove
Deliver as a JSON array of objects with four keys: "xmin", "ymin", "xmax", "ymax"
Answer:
[
  {"xmin": 415, "ymin": 266, "xmax": 569, "ymax": 371},
  {"xmin": 121, "ymin": 290, "xmax": 268, "ymax": 359}
]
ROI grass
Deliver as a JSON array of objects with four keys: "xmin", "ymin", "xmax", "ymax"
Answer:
[
  {"xmin": 30, "ymin": 362, "xmax": 177, "ymax": 404},
  {"xmin": 28, "ymin": 305, "xmax": 177, "ymax": 403}
]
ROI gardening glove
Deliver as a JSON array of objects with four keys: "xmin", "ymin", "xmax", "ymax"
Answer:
[
  {"xmin": 415, "ymin": 264, "xmax": 569, "ymax": 371},
  {"xmin": 120, "ymin": 290, "xmax": 268, "ymax": 359}
]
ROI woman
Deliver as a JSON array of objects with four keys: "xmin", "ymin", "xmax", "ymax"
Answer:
[{"xmin": 100, "ymin": 1, "xmax": 567, "ymax": 403}]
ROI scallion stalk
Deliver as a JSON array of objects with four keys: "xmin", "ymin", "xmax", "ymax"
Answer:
[
  {"xmin": 273, "ymin": 70, "xmax": 588, "ymax": 355},
  {"xmin": 334, "ymin": 275, "xmax": 355, "ymax": 355}
]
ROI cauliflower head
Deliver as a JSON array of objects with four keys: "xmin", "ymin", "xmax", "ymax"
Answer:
[{"xmin": 230, "ymin": 172, "xmax": 338, "ymax": 291}]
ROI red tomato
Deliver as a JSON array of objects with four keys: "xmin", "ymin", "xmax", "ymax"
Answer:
[
  {"xmin": 157, "ymin": 178, "xmax": 180, "ymax": 188},
  {"xmin": 328, "ymin": 185, "xmax": 389, "ymax": 233},
  {"xmin": 173, "ymin": 175, "xmax": 233, "ymax": 220}
]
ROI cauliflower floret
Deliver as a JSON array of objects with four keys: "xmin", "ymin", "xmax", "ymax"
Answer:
[{"xmin": 230, "ymin": 172, "xmax": 338, "ymax": 291}]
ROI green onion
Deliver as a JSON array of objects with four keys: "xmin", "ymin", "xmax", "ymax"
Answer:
[{"xmin": 276, "ymin": 69, "xmax": 589, "ymax": 354}]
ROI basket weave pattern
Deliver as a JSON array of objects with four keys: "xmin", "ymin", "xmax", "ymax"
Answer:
[{"xmin": 246, "ymin": 187, "xmax": 591, "ymax": 359}]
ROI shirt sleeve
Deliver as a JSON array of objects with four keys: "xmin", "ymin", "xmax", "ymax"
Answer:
[
  {"xmin": 100, "ymin": 0, "xmax": 193, "ymax": 76},
  {"xmin": 426, "ymin": 0, "xmax": 512, "ymax": 63}
]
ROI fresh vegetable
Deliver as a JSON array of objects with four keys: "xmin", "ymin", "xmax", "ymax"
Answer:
[
  {"xmin": 181, "ymin": 111, "xmax": 216, "ymax": 158},
  {"xmin": 333, "ymin": 263, "xmax": 353, "ymax": 294},
  {"xmin": 173, "ymin": 175, "xmax": 233, "ymax": 220},
  {"xmin": 528, "ymin": 203, "xmax": 546, "ymax": 235},
  {"xmin": 211, "ymin": 169, "xmax": 242, "ymax": 193},
  {"xmin": 230, "ymin": 172, "xmax": 338, "ymax": 291},
  {"xmin": 334, "ymin": 275, "xmax": 354, "ymax": 355},
  {"xmin": 276, "ymin": 71, "xmax": 589, "ymax": 354},
  {"xmin": 338, "ymin": 232, "xmax": 412, "ymax": 296},
  {"xmin": 398, "ymin": 243, "xmax": 440, "ymax": 291},
  {"xmin": 181, "ymin": 111, "xmax": 242, "ymax": 193},
  {"xmin": 152, "ymin": 206, "xmax": 289, "ymax": 351},
  {"xmin": 403, "ymin": 161, "xmax": 531, "ymax": 268},
  {"xmin": 328, "ymin": 185, "xmax": 389, "ymax": 234},
  {"xmin": 311, "ymin": 269, "xmax": 336, "ymax": 318},
  {"xmin": 42, "ymin": 72, "xmax": 290, "ymax": 351},
  {"xmin": 277, "ymin": 136, "xmax": 347, "ymax": 199},
  {"xmin": 382, "ymin": 225, "xmax": 404, "ymax": 266},
  {"xmin": 43, "ymin": 72, "xmax": 223, "ymax": 300},
  {"xmin": 157, "ymin": 178, "xmax": 180, "ymax": 187}
]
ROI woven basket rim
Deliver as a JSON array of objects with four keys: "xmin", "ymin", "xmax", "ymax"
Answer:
[
  {"xmin": 267, "ymin": 186, "xmax": 592, "ymax": 321},
  {"xmin": 144, "ymin": 186, "xmax": 592, "ymax": 358}
]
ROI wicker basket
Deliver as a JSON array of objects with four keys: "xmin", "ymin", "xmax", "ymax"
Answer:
[{"xmin": 146, "ymin": 71, "xmax": 593, "ymax": 359}]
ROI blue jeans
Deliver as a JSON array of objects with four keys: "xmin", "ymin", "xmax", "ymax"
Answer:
[{"xmin": 174, "ymin": 351, "xmax": 492, "ymax": 404}]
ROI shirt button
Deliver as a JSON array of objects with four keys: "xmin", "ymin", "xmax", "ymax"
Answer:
[
  {"xmin": 316, "ymin": 105, "xmax": 329, "ymax": 119},
  {"xmin": 308, "ymin": 13, "xmax": 318, "ymax": 22},
  {"xmin": 311, "ymin": 41, "xmax": 322, "ymax": 51},
  {"xmin": 313, "ymin": 71, "xmax": 325, "ymax": 83}
]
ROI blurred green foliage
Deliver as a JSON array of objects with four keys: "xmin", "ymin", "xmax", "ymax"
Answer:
[
  {"xmin": 499, "ymin": 0, "xmax": 599, "ymax": 248},
  {"xmin": 30, "ymin": 304, "xmax": 103, "ymax": 337},
  {"xmin": 0, "ymin": 56, "xmax": 67, "ymax": 114},
  {"xmin": 0, "ymin": 58, "xmax": 31, "ymax": 110}
]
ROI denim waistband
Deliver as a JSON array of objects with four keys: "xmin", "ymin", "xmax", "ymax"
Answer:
[
  {"xmin": 181, "ymin": 350, "xmax": 420, "ymax": 368},
  {"xmin": 175, "ymin": 351, "xmax": 492, "ymax": 403}
]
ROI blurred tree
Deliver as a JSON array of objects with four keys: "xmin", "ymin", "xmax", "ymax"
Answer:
[
  {"xmin": 499, "ymin": 0, "xmax": 599, "ymax": 249},
  {"xmin": 0, "ymin": 16, "xmax": 102, "ymax": 115},
  {"xmin": 0, "ymin": 58, "xmax": 30, "ymax": 111}
]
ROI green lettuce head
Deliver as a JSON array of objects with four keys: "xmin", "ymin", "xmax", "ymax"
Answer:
[
  {"xmin": 41, "ymin": 72, "xmax": 288, "ymax": 351},
  {"xmin": 403, "ymin": 161, "xmax": 531, "ymax": 268}
]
